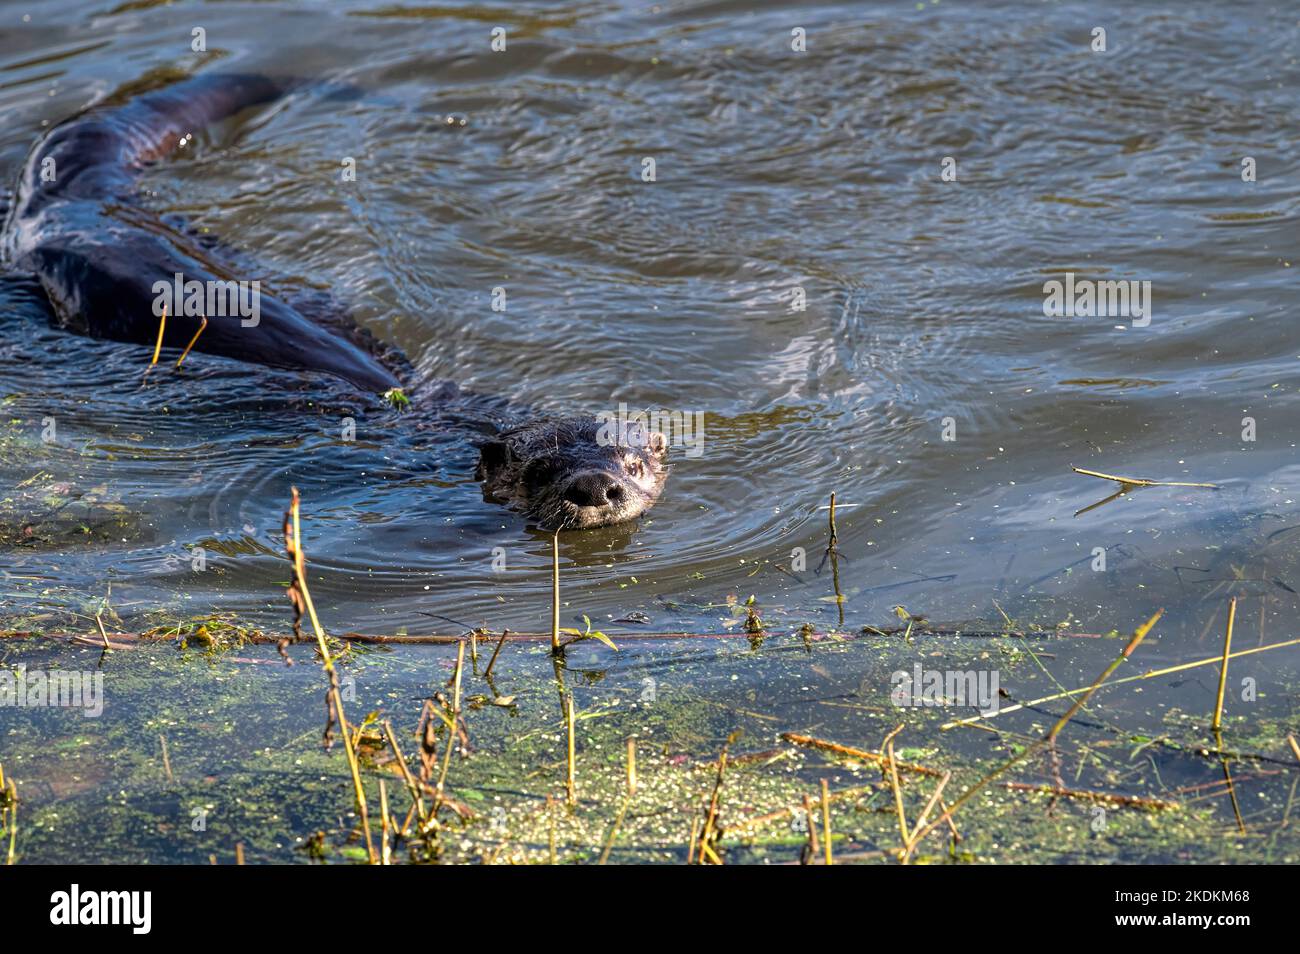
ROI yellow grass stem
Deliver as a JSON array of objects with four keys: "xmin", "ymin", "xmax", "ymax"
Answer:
[
  {"xmin": 827, "ymin": 491, "xmax": 838, "ymax": 550},
  {"xmin": 383, "ymin": 718, "xmax": 426, "ymax": 829},
  {"xmin": 565, "ymin": 694, "xmax": 577, "ymax": 806},
  {"xmin": 782, "ymin": 732, "xmax": 945, "ymax": 777},
  {"xmin": 433, "ymin": 639, "xmax": 466, "ymax": 812},
  {"xmin": 159, "ymin": 734, "xmax": 174, "ymax": 784},
  {"xmin": 696, "ymin": 739, "xmax": 732, "ymax": 865},
  {"xmin": 943, "ymin": 635, "xmax": 1300, "ymax": 730},
  {"xmin": 1212, "ymin": 597, "xmax": 1237, "ymax": 731},
  {"xmin": 1001, "ymin": 781, "xmax": 1177, "ymax": 810},
  {"xmin": 820, "ymin": 778, "xmax": 833, "ymax": 866},
  {"xmin": 886, "ymin": 739, "xmax": 909, "ymax": 855},
  {"xmin": 597, "ymin": 739, "xmax": 637, "ymax": 865},
  {"xmin": 286, "ymin": 488, "xmax": 376, "ymax": 864},
  {"xmin": 175, "ymin": 316, "xmax": 207, "ymax": 368},
  {"xmin": 484, "ymin": 628, "xmax": 509, "ymax": 679},
  {"xmin": 379, "ymin": 779, "xmax": 392, "ymax": 866},
  {"xmin": 149, "ymin": 304, "xmax": 167, "ymax": 366},
  {"xmin": 2, "ymin": 767, "xmax": 15, "ymax": 865},
  {"xmin": 550, "ymin": 533, "xmax": 561, "ymax": 654},
  {"xmin": 1071, "ymin": 465, "xmax": 1217, "ymax": 489},
  {"xmin": 912, "ymin": 610, "xmax": 1161, "ymax": 850},
  {"xmin": 626, "ymin": 737, "xmax": 637, "ymax": 796},
  {"xmin": 1047, "ymin": 609, "xmax": 1161, "ymax": 742},
  {"xmin": 904, "ymin": 771, "xmax": 952, "ymax": 862}
]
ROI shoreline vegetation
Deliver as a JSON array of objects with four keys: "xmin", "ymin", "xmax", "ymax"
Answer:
[{"xmin": 2, "ymin": 485, "xmax": 1298, "ymax": 865}]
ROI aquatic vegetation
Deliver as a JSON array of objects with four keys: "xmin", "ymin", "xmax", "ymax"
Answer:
[
  {"xmin": 3, "ymin": 583, "xmax": 1297, "ymax": 863},
  {"xmin": 0, "ymin": 472, "xmax": 141, "ymax": 550}
]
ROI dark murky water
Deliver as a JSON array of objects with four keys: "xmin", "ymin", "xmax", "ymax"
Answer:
[{"xmin": 0, "ymin": 1, "xmax": 1298, "ymax": 863}]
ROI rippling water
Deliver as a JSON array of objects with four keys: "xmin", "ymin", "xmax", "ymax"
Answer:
[
  {"xmin": 1, "ymin": 0, "xmax": 1297, "ymax": 653},
  {"xmin": 3, "ymin": 0, "xmax": 1300, "ymax": 870}
]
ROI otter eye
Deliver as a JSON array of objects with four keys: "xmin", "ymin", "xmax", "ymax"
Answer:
[{"xmin": 624, "ymin": 455, "xmax": 644, "ymax": 478}]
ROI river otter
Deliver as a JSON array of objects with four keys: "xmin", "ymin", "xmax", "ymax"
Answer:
[
  {"xmin": 0, "ymin": 72, "xmax": 668, "ymax": 531},
  {"xmin": 477, "ymin": 417, "xmax": 668, "ymax": 530}
]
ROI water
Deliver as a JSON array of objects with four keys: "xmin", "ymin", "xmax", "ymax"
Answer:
[{"xmin": 1, "ymin": 1, "xmax": 1298, "ymax": 863}]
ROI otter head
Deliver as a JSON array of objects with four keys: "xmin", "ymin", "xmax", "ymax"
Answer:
[{"xmin": 475, "ymin": 416, "xmax": 668, "ymax": 530}]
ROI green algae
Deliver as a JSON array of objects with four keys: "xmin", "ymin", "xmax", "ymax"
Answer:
[{"xmin": 2, "ymin": 613, "xmax": 1297, "ymax": 864}]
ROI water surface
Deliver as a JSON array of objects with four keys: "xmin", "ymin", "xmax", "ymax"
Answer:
[{"xmin": 1, "ymin": 0, "xmax": 1298, "ymax": 863}]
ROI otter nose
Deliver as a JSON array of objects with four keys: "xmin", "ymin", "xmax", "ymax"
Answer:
[{"xmin": 563, "ymin": 473, "xmax": 624, "ymax": 508}]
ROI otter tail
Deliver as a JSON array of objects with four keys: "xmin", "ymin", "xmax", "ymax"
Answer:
[
  {"xmin": 7, "ymin": 73, "xmax": 406, "ymax": 394},
  {"xmin": 16, "ymin": 73, "xmax": 301, "ymax": 214}
]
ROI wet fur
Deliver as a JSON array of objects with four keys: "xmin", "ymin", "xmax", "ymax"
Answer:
[
  {"xmin": 1, "ymin": 72, "xmax": 670, "ymax": 531},
  {"xmin": 1, "ymin": 73, "xmax": 400, "ymax": 391}
]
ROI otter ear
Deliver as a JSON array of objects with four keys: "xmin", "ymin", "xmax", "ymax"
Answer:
[
  {"xmin": 476, "ymin": 440, "xmax": 511, "ymax": 476},
  {"xmin": 647, "ymin": 431, "xmax": 668, "ymax": 458}
]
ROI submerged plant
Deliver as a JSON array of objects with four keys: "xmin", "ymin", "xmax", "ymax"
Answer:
[{"xmin": 560, "ymin": 615, "xmax": 618, "ymax": 652}]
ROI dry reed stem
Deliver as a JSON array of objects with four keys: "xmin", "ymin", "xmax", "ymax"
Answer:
[
  {"xmin": 383, "ymin": 719, "xmax": 426, "ymax": 830},
  {"xmin": 176, "ymin": 316, "xmax": 207, "ymax": 368},
  {"xmin": 2, "ymin": 766, "xmax": 16, "ymax": 865},
  {"xmin": 802, "ymin": 794, "xmax": 819, "ymax": 861},
  {"xmin": 1000, "ymin": 781, "xmax": 1178, "ymax": 810},
  {"xmin": 148, "ymin": 304, "xmax": 167, "ymax": 367},
  {"xmin": 910, "ymin": 609, "xmax": 1161, "ymax": 848},
  {"xmin": 4, "ymin": 623, "xmax": 1113, "ymax": 647},
  {"xmin": 1071, "ymin": 466, "xmax": 1217, "ymax": 488},
  {"xmin": 696, "ymin": 739, "xmax": 732, "ymax": 865},
  {"xmin": 903, "ymin": 771, "xmax": 952, "ymax": 862},
  {"xmin": 820, "ymin": 779, "xmax": 833, "ymax": 866},
  {"xmin": 597, "ymin": 739, "xmax": 637, "ymax": 864},
  {"xmin": 285, "ymin": 488, "xmax": 376, "ymax": 864},
  {"xmin": 886, "ymin": 739, "xmax": 909, "ymax": 858},
  {"xmin": 159, "ymin": 734, "xmax": 173, "ymax": 785},
  {"xmin": 943, "ymin": 629, "xmax": 1300, "ymax": 730},
  {"xmin": 729, "ymin": 782, "xmax": 883, "ymax": 836},
  {"xmin": 781, "ymin": 732, "xmax": 945, "ymax": 777},
  {"xmin": 1213, "ymin": 597, "xmax": 1237, "ymax": 731},
  {"xmin": 550, "ymin": 534, "xmax": 561, "ymax": 654},
  {"xmin": 379, "ymin": 779, "xmax": 392, "ymax": 865},
  {"xmin": 433, "ymin": 639, "xmax": 466, "ymax": 814},
  {"xmin": 565, "ymin": 694, "xmax": 577, "ymax": 807},
  {"xmin": 827, "ymin": 491, "xmax": 838, "ymax": 551},
  {"xmin": 1048, "ymin": 609, "xmax": 1162, "ymax": 743},
  {"xmin": 483, "ymin": 628, "xmax": 510, "ymax": 679}
]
